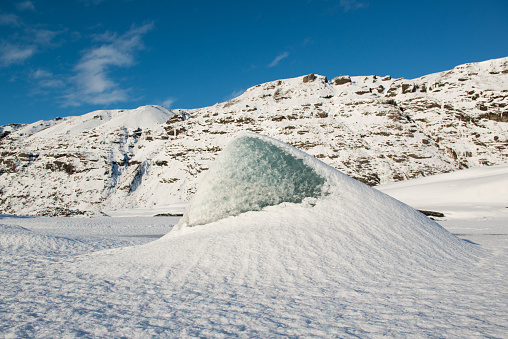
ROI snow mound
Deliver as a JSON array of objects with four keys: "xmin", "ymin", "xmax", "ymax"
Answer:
[
  {"xmin": 82, "ymin": 133, "xmax": 482, "ymax": 282},
  {"xmin": 0, "ymin": 224, "xmax": 91, "ymax": 254}
]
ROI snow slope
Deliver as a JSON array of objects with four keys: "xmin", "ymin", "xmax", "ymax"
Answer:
[
  {"xmin": 13, "ymin": 105, "xmax": 175, "ymax": 140},
  {"xmin": 378, "ymin": 164, "xmax": 508, "ymax": 219},
  {"xmin": 0, "ymin": 137, "xmax": 506, "ymax": 337}
]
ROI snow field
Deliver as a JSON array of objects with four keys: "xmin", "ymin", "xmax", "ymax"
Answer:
[{"xmin": 0, "ymin": 210, "xmax": 506, "ymax": 337}]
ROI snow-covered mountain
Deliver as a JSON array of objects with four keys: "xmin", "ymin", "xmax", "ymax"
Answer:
[{"xmin": 1, "ymin": 57, "xmax": 507, "ymax": 216}]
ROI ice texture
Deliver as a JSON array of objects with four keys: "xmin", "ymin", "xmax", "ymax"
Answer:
[{"xmin": 182, "ymin": 133, "xmax": 327, "ymax": 226}]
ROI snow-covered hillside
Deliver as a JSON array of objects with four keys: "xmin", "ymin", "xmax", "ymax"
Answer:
[{"xmin": 1, "ymin": 57, "xmax": 507, "ymax": 215}]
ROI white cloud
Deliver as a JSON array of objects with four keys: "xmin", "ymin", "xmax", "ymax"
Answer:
[
  {"xmin": 0, "ymin": 26, "xmax": 62, "ymax": 67},
  {"xmin": 339, "ymin": 0, "xmax": 368, "ymax": 12},
  {"xmin": 64, "ymin": 23, "xmax": 153, "ymax": 106},
  {"xmin": 31, "ymin": 69, "xmax": 65, "ymax": 88},
  {"xmin": 162, "ymin": 97, "xmax": 176, "ymax": 108},
  {"xmin": 0, "ymin": 12, "xmax": 20, "ymax": 26},
  {"xmin": 31, "ymin": 29, "xmax": 60, "ymax": 46},
  {"xmin": 92, "ymin": 31, "xmax": 118, "ymax": 43},
  {"xmin": 32, "ymin": 69, "xmax": 53, "ymax": 79},
  {"xmin": 268, "ymin": 52, "xmax": 289, "ymax": 68},
  {"xmin": 16, "ymin": 1, "xmax": 35, "ymax": 11},
  {"xmin": 0, "ymin": 43, "xmax": 35, "ymax": 66},
  {"xmin": 224, "ymin": 89, "xmax": 245, "ymax": 101},
  {"xmin": 39, "ymin": 79, "xmax": 65, "ymax": 88}
]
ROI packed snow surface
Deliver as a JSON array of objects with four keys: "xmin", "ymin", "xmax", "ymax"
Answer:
[
  {"xmin": 379, "ymin": 164, "xmax": 508, "ymax": 219},
  {"xmin": 1, "ymin": 134, "xmax": 506, "ymax": 337}
]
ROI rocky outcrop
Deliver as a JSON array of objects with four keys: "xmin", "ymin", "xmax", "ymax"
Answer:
[
  {"xmin": 333, "ymin": 75, "xmax": 352, "ymax": 85},
  {"xmin": 302, "ymin": 73, "xmax": 316, "ymax": 83}
]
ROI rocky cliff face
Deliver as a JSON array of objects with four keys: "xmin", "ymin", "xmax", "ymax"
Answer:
[{"xmin": 1, "ymin": 57, "xmax": 507, "ymax": 215}]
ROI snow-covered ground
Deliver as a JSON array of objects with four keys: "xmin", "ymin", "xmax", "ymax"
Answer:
[
  {"xmin": 378, "ymin": 163, "xmax": 508, "ymax": 273},
  {"xmin": 378, "ymin": 164, "xmax": 508, "ymax": 220},
  {"xmin": 1, "ymin": 145, "xmax": 507, "ymax": 337}
]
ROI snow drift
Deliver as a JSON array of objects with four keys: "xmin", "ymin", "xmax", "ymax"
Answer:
[
  {"xmin": 0, "ymin": 223, "xmax": 91, "ymax": 254},
  {"xmin": 81, "ymin": 133, "xmax": 482, "ymax": 283}
]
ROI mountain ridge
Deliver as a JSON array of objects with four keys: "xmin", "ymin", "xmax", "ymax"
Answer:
[{"xmin": 1, "ymin": 57, "xmax": 507, "ymax": 216}]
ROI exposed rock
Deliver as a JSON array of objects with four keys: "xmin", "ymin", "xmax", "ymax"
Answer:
[
  {"xmin": 38, "ymin": 207, "xmax": 90, "ymax": 217},
  {"xmin": 0, "ymin": 131, "xmax": 10, "ymax": 140},
  {"xmin": 45, "ymin": 161, "xmax": 75, "ymax": 175},
  {"xmin": 418, "ymin": 210, "xmax": 445, "ymax": 218},
  {"xmin": 401, "ymin": 83, "xmax": 416, "ymax": 94},
  {"xmin": 302, "ymin": 73, "xmax": 316, "ymax": 83},
  {"xmin": 355, "ymin": 88, "xmax": 372, "ymax": 95},
  {"xmin": 153, "ymin": 213, "xmax": 184, "ymax": 217},
  {"xmin": 333, "ymin": 75, "xmax": 352, "ymax": 85},
  {"xmin": 273, "ymin": 88, "xmax": 292, "ymax": 101},
  {"xmin": 486, "ymin": 112, "xmax": 508, "ymax": 122}
]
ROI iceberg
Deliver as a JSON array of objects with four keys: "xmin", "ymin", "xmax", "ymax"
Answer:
[{"xmin": 179, "ymin": 132, "xmax": 329, "ymax": 226}]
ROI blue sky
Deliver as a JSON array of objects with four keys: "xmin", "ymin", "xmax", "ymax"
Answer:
[{"xmin": 1, "ymin": 0, "xmax": 507, "ymax": 126}]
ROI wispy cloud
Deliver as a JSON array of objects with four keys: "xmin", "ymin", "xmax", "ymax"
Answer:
[
  {"xmin": 31, "ymin": 69, "xmax": 65, "ymax": 88},
  {"xmin": 0, "ymin": 43, "xmax": 35, "ymax": 66},
  {"xmin": 0, "ymin": 12, "xmax": 20, "ymax": 26},
  {"xmin": 32, "ymin": 69, "xmax": 53, "ymax": 79},
  {"xmin": 91, "ymin": 30, "xmax": 118, "ymax": 43},
  {"xmin": 162, "ymin": 97, "xmax": 176, "ymax": 108},
  {"xmin": 224, "ymin": 89, "xmax": 245, "ymax": 101},
  {"xmin": 63, "ymin": 23, "xmax": 153, "ymax": 106},
  {"xmin": 0, "ymin": 15, "xmax": 63, "ymax": 67},
  {"xmin": 268, "ymin": 52, "xmax": 289, "ymax": 68},
  {"xmin": 16, "ymin": 1, "xmax": 36, "ymax": 11},
  {"xmin": 79, "ymin": 0, "xmax": 107, "ymax": 6},
  {"xmin": 29, "ymin": 28, "xmax": 62, "ymax": 46},
  {"xmin": 339, "ymin": 0, "xmax": 368, "ymax": 12}
]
